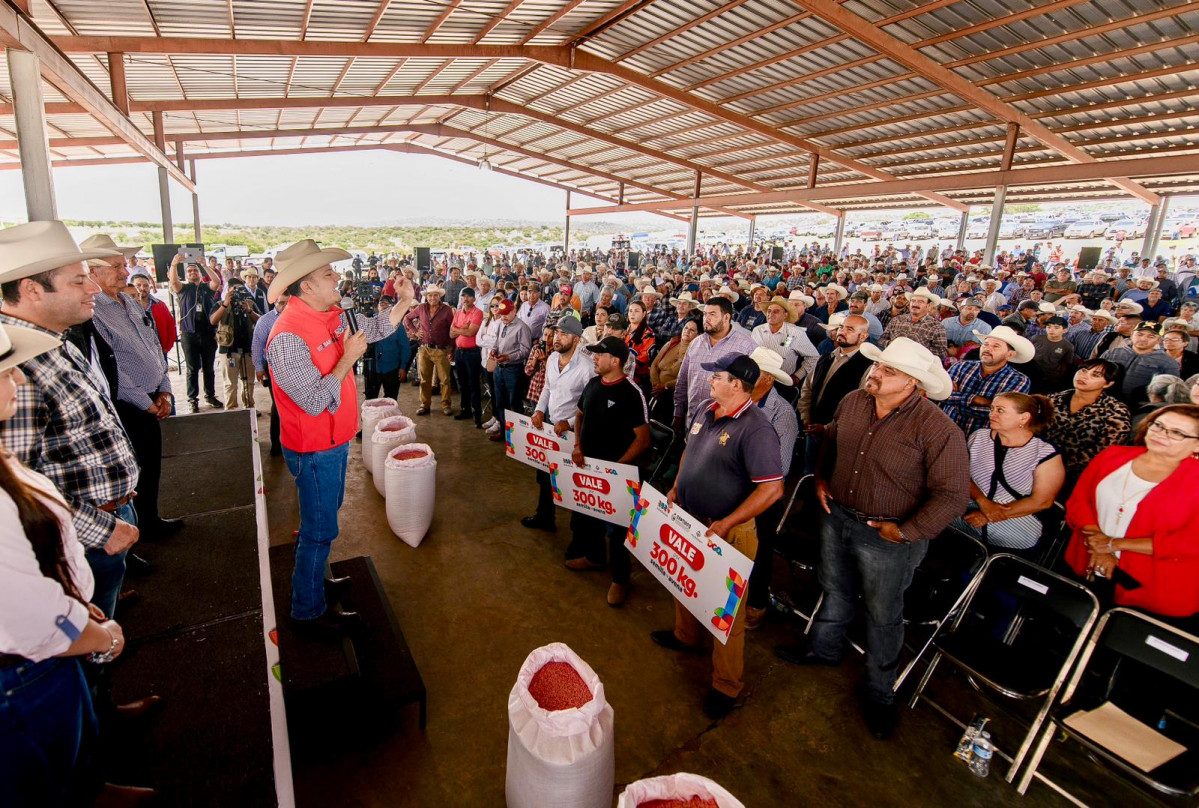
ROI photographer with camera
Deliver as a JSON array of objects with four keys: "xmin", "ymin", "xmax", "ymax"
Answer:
[
  {"xmin": 168, "ymin": 252, "xmax": 224, "ymax": 412},
  {"xmin": 210, "ymin": 276, "xmax": 260, "ymax": 410}
]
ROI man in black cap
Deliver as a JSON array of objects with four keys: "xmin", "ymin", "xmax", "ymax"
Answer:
[
  {"xmin": 650, "ymin": 353, "xmax": 784, "ymax": 719},
  {"xmin": 570, "ymin": 336, "xmax": 650, "ymax": 605},
  {"xmin": 1101, "ymin": 322, "xmax": 1180, "ymax": 403}
]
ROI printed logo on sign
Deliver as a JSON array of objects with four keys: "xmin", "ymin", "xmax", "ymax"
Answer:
[
  {"xmin": 659, "ymin": 524, "xmax": 705, "ymax": 571},
  {"xmin": 573, "ymin": 473, "xmax": 611, "ymax": 495},
  {"xmin": 526, "ymin": 432, "xmax": 560, "ymax": 452}
]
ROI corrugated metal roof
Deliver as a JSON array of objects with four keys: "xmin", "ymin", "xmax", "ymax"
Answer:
[{"xmin": 1, "ymin": 0, "xmax": 1195, "ymax": 215}]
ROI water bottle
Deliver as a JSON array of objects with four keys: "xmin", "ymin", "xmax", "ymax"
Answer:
[{"xmin": 969, "ymin": 731, "xmax": 993, "ymax": 778}]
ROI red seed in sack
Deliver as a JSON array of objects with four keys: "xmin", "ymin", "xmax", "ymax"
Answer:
[
  {"xmin": 364, "ymin": 400, "xmax": 392, "ymax": 407},
  {"xmin": 379, "ymin": 424, "xmax": 407, "ymax": 432},
  {"xmin": 639, "ymin": 799, "xmax": 718, "ymax": 808},
  {"xmin": 391, "ymin": 449, "xmax": 428, "ymax": 460},
  {"xmin": 527, "ymin": 661, "xmax": 593, "ymax": 711}
]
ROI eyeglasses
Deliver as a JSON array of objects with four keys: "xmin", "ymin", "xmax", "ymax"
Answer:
[{"xmin": 1147, "ymin": 421, "xmax": 1199, "ymax": 442}]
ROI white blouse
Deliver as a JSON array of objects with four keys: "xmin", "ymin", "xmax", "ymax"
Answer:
[
  {"xmin": 1095, "ymin": 460, "xmax": 1159, "ymax": 540},
  {"xmin": 0, "ymin": 462, "xmax": 94, "ymax": 661}
]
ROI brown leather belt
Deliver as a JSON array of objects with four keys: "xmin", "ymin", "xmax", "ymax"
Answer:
[{"xmin": 97, "ymin": 493, "xmax": 135, "ymax": 513}]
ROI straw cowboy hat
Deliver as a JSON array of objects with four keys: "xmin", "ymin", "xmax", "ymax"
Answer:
[
  {"xmin": 860, "ymin": 337, "xmax": 954, "ymax": 401},
  {"xmin": 421, "ymin": 284, "xmax": 446, "ymax": 297},
  {"xmin": 974, "ymin": 324, "xmax": 1035, "ymax": 364},
  {"xmin": 911, "ymin": 287, "xmax": 941, "ymax": 305},
  {"xmin": 749, "ymin": 346, "xmax": 793, "ymax": 386},
  {"xmin": 1116, "ymin": 299, "xmax": 1144, "ymax": 314},
  {"xmin": 0, "ymin": 220, "xmax": 120, "ymax": 285},
  {"xmin": 0, "ymin": 321, "xmax": 62, "ymax": 373},
  {"xmin": 670, "ymin": 291, "xmax": 700, "ymax": 307},
  {"xmin": 1091, "ymin": 309, "xmax": 1117, "ymax": 324},
  {"xmin": 713, "ymin": 284, "xmax": 740, "ymax": 303},
  {"xmin": 78, "ymin": 234, "xmax": 141, "ymax": 266},
  {"xmin": 268, "ymin": 239, "xmax": 352, "ymax": 304},
  {"xmin": 824, "ymin": 283, "xmax": 849, "ymax": 300},
  {"xmin": 765, "ymin": 295, "xmax": 798, "ymax": 323}
]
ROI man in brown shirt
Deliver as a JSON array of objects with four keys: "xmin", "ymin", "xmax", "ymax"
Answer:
[
  {"xmin": 775, "ymin": 337, "xmax": 969, "ymax": 739},
  {"xmin": 404, "ymin": 285, "xmax": 455, "ymax": 415}
]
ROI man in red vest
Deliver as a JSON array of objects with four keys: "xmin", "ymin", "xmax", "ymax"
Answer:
[{"xmin": 266, "ymin": 240, "xmax": 415, "ymax": 634}]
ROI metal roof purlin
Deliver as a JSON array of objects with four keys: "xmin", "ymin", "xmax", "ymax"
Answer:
[{"xmin": 786, "ymin": 0, "xmax": 1161, "ymax": 205}]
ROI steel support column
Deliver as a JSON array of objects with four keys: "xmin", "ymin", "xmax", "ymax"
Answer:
[
  {"xmin": 833, "ymin": 212, "xmax": 846, "ymax": 254},
  {"xmin": 983, "ymin": 186, "xmax": 1006, "ymax": 266},
  {"xmin": 686, "ymin": 171, "xmax": 701, "ymax": 256},
  {"xmin": 1140, "ymin": 202, "xmax": 1161, "ymax": 258},
  {"xmin": 1142, "ymin": 196, "xmax": 1170, "ymax": 262},
  {"xmin": 6, "ymin": 48, "xmax": 56, "ymax": 220},
  {"xmin": 563, "ymin": 190, "xmax": 571, "ymax": 256},
  {"xmin": 189, "ymin": 160, "xmax": 201, "ymax": 242},
  {"xmin": 747, "ymin": 216, "xmax": 756, "ymax": 250},
  {"xmin": 152, "ymin": 111, "xmax": 173, "ymax": 242},
  {"xmin": 955, "ymin": 210, "xmax": 969, "ymax": 251}
]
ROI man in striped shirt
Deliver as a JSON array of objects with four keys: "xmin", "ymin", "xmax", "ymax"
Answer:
[{"xmin": 671, "ymin": 296, "xmax": 757, "ymax": 433}]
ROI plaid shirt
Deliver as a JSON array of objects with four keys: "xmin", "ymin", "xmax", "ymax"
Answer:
[
  {"xmin": 0, "ymin": 313, "xmax": 139, "ymax": 549},
  {"xmin": 1069, "ymin": 326, "xmax": 1110, "ymax": 361},
  {"xmin": 939, "ymin": 361, "xmax": 1031, "ymax": 434},
  {"xmin": 646, "ymin": 301, "xmax": 674, "ymax": 338},
  {"xmin": 878, "ymin": 312, "xmax": 948, "ymax": 358},
  {"xmin": 91, "ymin": 292, "xmax": 171, "ymax": 411}
]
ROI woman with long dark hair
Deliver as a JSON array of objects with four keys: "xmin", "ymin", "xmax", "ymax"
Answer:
[
  {"xmin": 623, "ymin": 298, "xmax": 656, "ymax": 395},
  {"xmin": 0, "ymin": 323, "xmax": 133, "ymax": 805}
]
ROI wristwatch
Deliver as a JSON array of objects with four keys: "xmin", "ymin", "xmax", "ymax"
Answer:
[
  {"xmin": 897, "ymin": 528, "xmax": 911, "ymax": 545},
  {"xmin": 89, "ymin": 623, "xmax": 120, "ymax": 664}
]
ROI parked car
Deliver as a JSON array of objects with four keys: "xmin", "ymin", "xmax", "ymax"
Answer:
[
  {"xmin": 1025, "ymin": 219, "xmax": 1068, "ymax": 238},
  {"xmin": 860, "ymin": 227, "xmax": 886, "ymax": 241},
  {"xmin": 1107, "ymin": 219, "xmax": 1145, "ymax": 239},
  {"xmin": 1064, "ymin": 219, "xmax": 1108, "ymax": 238},
  {"xmin": 998, "ymin": 220, "xmax": 1026, "ymax": 239},
  {"xmin": 1098, "ymin": 212, "xmax": 1124, "ymax": 223},
  {"xmin": 1165, "ymin": 218, "xmax": 1197, "ymax": 239},
  {"xmin": 905, "ymin": 223, "xmax": 933, "ymax": 239},
  {"xmin": 965, "ymin": 220, "xmax": 991, "ymax": 239}
]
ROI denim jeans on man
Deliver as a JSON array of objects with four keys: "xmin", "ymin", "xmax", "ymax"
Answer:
[
  {"xmin": 283, "ymin": 442, "xmax": 350, "ymax": 620},
  {"xmin": 808, "ymin": 502, "xmax": 928, "ymax": 704},
  {"xmin": 83, "ymin": 501, "xmax": 136, "ymax": 620},
  {"xmin": 454, "ymin": 346, "xmax": 483, "ymax": 423},
  {"xmin": 493, "ymin": 364, "xmax": 523, "ymax": 424},
  {"xmin": 0, "ymin": 657, "xmax": 98, "ymax": 806}
]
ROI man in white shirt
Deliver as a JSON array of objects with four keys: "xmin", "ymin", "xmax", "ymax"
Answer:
[
  {"xmin": 752, "ymin": 296, "xmax": 820, "ymax": 387},
  {"xmin": 522, "ymin": 315, "xmax": 595, "ymax": 531}
]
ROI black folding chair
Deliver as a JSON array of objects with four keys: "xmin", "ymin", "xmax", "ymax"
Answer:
[
  {"xmin": 769, "ymin": 475, "xmax": 825, "ymax": 633},
  {"xmin": 908, "ymin": 554, "xmax": 1100, "ymax": 782},
  {"xmin": 1017, "ymin": 608, "xmax": 1199, "ymax": 800},
  {"xmin": 1032, "ymin": 501, "xmax": 1070, "ymax": 572},
  {"xmin": 894, "ymin": 526, "xmax": 989, "ymax": 693},
  {"xmin": 645, "ymin": 418, "xmax": 680, "ymax": 488}
]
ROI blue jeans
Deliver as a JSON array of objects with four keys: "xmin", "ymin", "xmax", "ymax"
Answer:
[
  {"xmin": 493, "ymin": 364, "xmax": 523, "ymax": 425},
  {"xmin": 809, "ymin": 503, "xmax": 928, "ymax": 704},
  {"xmin": 84, "ymin": 501, "xmax": 137, "ymax": 620},
  {"xmin": 0, "ymin": 657, "xmax": 98, "ymax": 806},
  {"xmin": 283, "ymin": 442, "xmax": 350, "ymax": 620}
]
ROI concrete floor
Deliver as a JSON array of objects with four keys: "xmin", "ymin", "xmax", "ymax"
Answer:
[{"xmin": 169, "ymin": 367, "xmax": 1135, "ymax": 808}]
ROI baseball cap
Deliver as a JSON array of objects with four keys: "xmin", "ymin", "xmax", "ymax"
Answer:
[
  {"xmin": 460, "ymin": 287, "xmax": 475, "ymax": 298},
  {"xmin": 585, "ymin": 335, "xmax": 630, "ymax": 362},
  {"xmin": 496, "ymin": 298, "xmax": 515, "ymax": 315},
  {"xmin": 1133, "ymin": 321, "xmax": 1160, "ymax": 334},
  {"xmin": 701, "ymin": 353, "xmax": 761, "ymax": 387},
  {"xmin": 605, "ymin": 312, "xmax": 628, "ymax": 331},
  {"xmin": 1045, "ymin": 316, "xmax": 1068, "ymax": 327},
  {"xmin": 554, "ymin": 314, "xmax": 583, "ymax": 336}
]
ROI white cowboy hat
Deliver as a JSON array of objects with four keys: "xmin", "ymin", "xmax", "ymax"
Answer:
[
  {"xmin": 421, "ymin": 284, "xmax": 446, "ymax": 297},
  {"xmin": 824, "ymin": 283, "xmax": 849, "ymax": 300},
  {"xmin": 1068, "ymin": 304, "xmax": 1091, "ymax": 314},
  {"xmin": 1135, "ymin": 278, "xmax": 1159, "ymax": 289},
  {"xmin": 79, "ymin": 234, "xmax": 141, "ymax": 266},
  {"xmin": 788, "ymin": 290, "xmax": 815, "ymax": 307},
  {"xmin": 1116, "ymin": 299, "xmax": 1144, "ymax": 314},
  {"xmin": 859, "ymin": 337, "xmax": 954, "ymax": 401},
  {"xmin": 894, "ymin": 273, "xmax": 909, "ymax": 281},
  {"xmin": 1091, "ymin": 309, "xmax": 1117, "ymax": 323},
  {"xmin": 670, "ymin": 291, "xmax": 700, "ymax": 306},
  {"xmin": 868, "ymin": 283, "xmax": 885, "ymax": 292},
  {"xmin": 268, "ymin": 239, "xmax": 352, "ymax": 304},
  {"xmin": 766, "ymin": 296, "xmax": 798, "ymax": 324},
  {"xmin": 0, "ymin": 220, "xmax": 120, "ymax": 285},
  {"xmin": 749, "ymin": 346, "xmax": 793, "ymax": 386},
  {"xmin": 939, "ymin": 299, "xmax": 958, "ymax": 312},
  {"xmin": 240, "ymin": 267, "xmax": 260, "ymax": 280},
  {"xmin": 1037, "ymin": 301, "xmax": 1057, "ymax": 314},
  {"xmin": 821, "ymin": 312, "xmax": 848, "ymax": 331},
  {"xmin": 912, "ymin": 287, "xmax": 941, "ymax": 305},
  {"xmin": 714, "ymin": 285, "xmax": 740, "ymax": 303},
  {"xmin": 0, "ymin": 321, "xmax": 62, "ymax": 373},
  {"xmin": 975, "ymin": 324, "xmax": 1035, "ymax": 363}
]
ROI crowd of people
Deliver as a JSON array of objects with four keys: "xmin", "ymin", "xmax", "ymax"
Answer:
[{"xmin": 3, "ymin": 219, "xmax": 1198, "ymax": 804}]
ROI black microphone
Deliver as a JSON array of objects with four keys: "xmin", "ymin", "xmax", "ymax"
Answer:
[{"xmin": 340, "ymin": 297, "xmax": 358, "ymax": 334}]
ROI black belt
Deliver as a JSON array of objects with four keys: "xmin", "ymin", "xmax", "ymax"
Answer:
[
  {"xmin": 837, "ymin": 503, "xmax": 900, "ymax": 524},
  {"xmin": 0, "ymin": 653, "xmax": 29, "ymax": 670}
]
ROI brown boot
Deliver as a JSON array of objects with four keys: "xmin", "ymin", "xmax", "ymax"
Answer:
[{"xmin": 95, "ymin": 783, "xmax": 157, "ymax": 808}]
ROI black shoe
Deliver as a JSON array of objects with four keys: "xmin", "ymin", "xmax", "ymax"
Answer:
[
  {"xmin": 650, "ymin": 630, "xmax": 704, "ymax": 653},
  {"xmin": 454, "ymin": 410, "xmax": 474, "ymax": 420},
  {"xmin": 702, "ymin": 688, "xmax": 740, "ymax": 720},
  {"xmin": 324, "ymin": 575, "xmax": 352, "ymax": 599},
  {"xmin": 861, "ymin": 698, "xmax": 898, "ymax": 740},
  {"xmin": 774, "ymin": 642, "xmax": 842, "ymax": 667},
  {"xmin": 146, "ymin": 518, "xmax": 184, "ymax": 540},
  {"xmin": 125, "ymin": 552, "xmax": 152, "ymax": 576},
  {"xmin": 415, "ymin": 407, "xmax": 431, "ymax": 416},
  {"xmin": 188, "ymin": 399, "xmax": 199, "ymax": 414},
  {"xmin": 520, "ymin": 515, "xmax": 555, "ymax": 531},
  {"xmin": 206, "ymin": 397, "xmax": 224, "ymax": 409},
  {"xmin": 290, "ymin": 607, "xmax": 360, "ymax": 637},
  {"xmin": 475, "ymin": 421, "xmax": 484, "ymax": 429}
]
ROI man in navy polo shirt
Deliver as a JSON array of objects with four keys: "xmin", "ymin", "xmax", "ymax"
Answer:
[{"xmin": 650, "ymin": 353, "xmax": 784, "ymax": 719}]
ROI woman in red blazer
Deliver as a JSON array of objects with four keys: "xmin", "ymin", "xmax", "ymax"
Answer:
[{"xmin": 1065, "ymin": 404, "xmax": 1199, "ymax": 619}]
